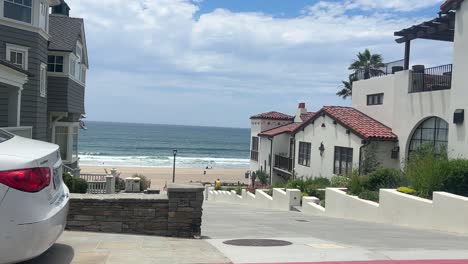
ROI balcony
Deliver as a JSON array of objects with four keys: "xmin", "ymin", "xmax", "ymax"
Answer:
[
  {"xmin": 250, "ymin": 150, "xmax": 259, "ymax": 161},
  {"xmin": 352, "ymin": 59, "xmax": 405, "ymax": 81},
  {"xmin": 274, "ymin": 155, "xmax": 293, "ymax": 172},
  {"xmin": 1, "ymin": 126, "xmax": 33, "ymax": 138},
  {"xmin": 409, "ymin": 64, "xmax": 452, "ymax": 93}
]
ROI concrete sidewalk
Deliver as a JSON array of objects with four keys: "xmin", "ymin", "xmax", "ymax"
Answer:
[
  {"xmin": 22, "ymin": 231, "xmax": 231, "ymax": 264},
  {"xmin": 202, "ymin": 201, "xmax": 468, "ymax": 263}
]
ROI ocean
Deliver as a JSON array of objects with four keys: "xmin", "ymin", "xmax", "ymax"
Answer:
[{"xmin": 79, "ymin": 121, "xmax": 250, "ymax": 168}]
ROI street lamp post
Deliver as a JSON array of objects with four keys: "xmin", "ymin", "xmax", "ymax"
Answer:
[{"xmin": 172, "ymin": 149, "xmax": 178, "ymax": 183}]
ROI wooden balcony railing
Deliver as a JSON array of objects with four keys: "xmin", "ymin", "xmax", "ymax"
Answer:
[
  {"xmin": 410, "ymin": 64, "xmax": 452, "ymax": 93},
  {"xmin": 250, "ymin": 150, "xmax": 259, "ymax": 161},
  {"xmin": 274, "ymin": 155, "xmax": 293, "ymax": 172}
]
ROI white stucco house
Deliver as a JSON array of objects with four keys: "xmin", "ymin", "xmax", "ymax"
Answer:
[{"xmin": 249, "ymin": 0, "xmax": 468, "ymax": 183}]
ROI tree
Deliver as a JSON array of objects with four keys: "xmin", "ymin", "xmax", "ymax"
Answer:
[
  {"xmin": 336, "ymin": 75, "xmax": 357, "ymax": 99},
  {"xmin": 349, "ymin": 49, "xmax": 385, "ymax": 80}
]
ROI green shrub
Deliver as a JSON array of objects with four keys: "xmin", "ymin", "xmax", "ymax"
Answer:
[
  {"xmin": 330, "ymin": 175, "xmax": 350, "ymax": 187},
  {"xmin": 441, "ymin": 159, "xmax": 468, "ymax": 197},
  {"xmin": 405, "ymin": 144, "xmax": 448, "ymax": 198},
  {"xmin": 286, "ymin": 178, "xmax": 307, "ymax": 191},
  {"xmin": 348, "ymin": 172, "xmax": 363, "ymax": 196},
  {"xmin": 235, "ymin": 186, "xmax": 243, "ymax": 196},
  {"xmin": 306, "ymin": 177, "xmax": 330, "ymax": 188},
  {"xmin": 255, "ymin": 170, "xmax": 269, "ymax": 185},
  {"xmin": 63, "ymin": 172, "xmax": 73, "ymax": 189},
  {"xmin": 115, "ymin": 177, "xmax": 125, "ymax": 191},
  {"xmin": 397, "ymin": 186, "xmax": 417, "ymax": 195},
  {"xmin": 358, "ymin": 190, "xmax": 379, "ymax": 202},
  {"xmin": 73, "ymin": 177, "xmax": 88, "ymax": 193},
  {"xmin": 363, "ymin": 168, "xmax": 405, "ymax": 191},
  {"xmin": 133, "ymin": 173, "xmax": 151, "ymax": 191},
  {"xmin": 63, "ymin": 173, "xmax": 88, "ymax": 193}
]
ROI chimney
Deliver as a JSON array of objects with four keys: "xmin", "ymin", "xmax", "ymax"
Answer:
[
  {"xmin": 52, "ymin": 0, "xmax": 71, "ymax": 16},
  {"xmin": 295, "ymin": 102, "xmax": 307, "ymax": 122}
]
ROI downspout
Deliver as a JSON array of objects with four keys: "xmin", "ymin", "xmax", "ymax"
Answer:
[
  {"xmin": 358, "ymin": 139, "xmax": 371, "ymax": 176},
  {"xmin": 292, "ymin": 136, "xmax": 296, "ymax": 180},
  {"xmin": 268, "ymin": 136, "xmax": 273, "ymax": 185}
]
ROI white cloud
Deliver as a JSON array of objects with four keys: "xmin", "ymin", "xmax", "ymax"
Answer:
[{"xmin": 66, "ymin": 0, "xmax": 451, "ymax": 127}]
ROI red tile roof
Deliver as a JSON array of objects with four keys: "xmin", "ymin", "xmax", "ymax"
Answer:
[
  {"xmin": 250, "ymin": 111, "xmax": 294, "ymax": 120},
  {"xmin": 300, "ymin": 112, "xmax": 315, "ymax": 122},
  {"xmin": 296, "ymin": 106, "xmax": 397, "ymax": 141},
  {"xmin": 259, "ymin": 123, "xmax": 302, "ymax": 137}
]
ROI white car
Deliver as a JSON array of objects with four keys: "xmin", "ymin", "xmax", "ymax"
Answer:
[{"xmin": 0, "ymin": 129, "xmax": 70, "ymax": 264}]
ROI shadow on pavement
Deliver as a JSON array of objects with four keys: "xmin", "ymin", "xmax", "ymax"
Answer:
[{"xmin": 20, "ymin": 244, "xmax": 74, "ymax": 264}]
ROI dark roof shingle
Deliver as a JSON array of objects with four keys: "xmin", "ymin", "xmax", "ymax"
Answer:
[{"xmin": 49, "ymin": 15, "xmax": 83, "ymax": 51}]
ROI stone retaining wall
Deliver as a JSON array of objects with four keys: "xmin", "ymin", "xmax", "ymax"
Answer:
[{"xmin": 67, "ymin": 183, "xmax": 204, "ymax": 238}]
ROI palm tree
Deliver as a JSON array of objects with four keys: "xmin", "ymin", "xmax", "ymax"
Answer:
[
  {"xmin": 348, "ymin": 49, "xmax": 385, "ymax": 80},
  {"xmin": 336, "ymin": 75, "xmax": 357, "ymax": 99}
]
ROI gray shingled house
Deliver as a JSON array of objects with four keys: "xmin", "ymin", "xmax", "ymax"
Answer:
[{"xmin": 0, "ymin": 0, "xmax": 88, "ymax": 170}]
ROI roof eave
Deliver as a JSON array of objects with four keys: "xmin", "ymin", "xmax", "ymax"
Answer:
[{"xmin": 48, "ymin": 0, "xmax": 61, "ymax": 6}]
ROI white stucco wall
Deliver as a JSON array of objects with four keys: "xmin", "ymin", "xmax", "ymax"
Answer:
[
  {"xmin": 449, "ymin": 0, "xmax": 468, "ymax": 159},
  {"xmin": 351, "ymin": 75, "xmax": 396, "ymax": 128},
  {"xmin": 366, "ymin": 141, "xmax": 400, "ymax": 170},
  {"xmin": 294, "ymin": 114, "xmax": 363, "ymax": 178},
  {"xmin": 302, "ymin": 188, "xmax": 468, "ymax": 234},
  {"xmin": 249, "ymin": 119, "xmax": 292, "ymax": 173},
  {"xmin": 208, "ymin": 188, "xmax": 300, "ymax": 211},
  {"xmin": 352, "ymin": 70, "xmax": 453, "ymax": 164}
]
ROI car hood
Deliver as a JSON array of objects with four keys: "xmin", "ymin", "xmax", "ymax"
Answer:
[{"xmin": 0, "ymin": 135, "xmax": 59, "ymax": 160}]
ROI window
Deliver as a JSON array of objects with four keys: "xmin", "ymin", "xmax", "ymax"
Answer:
[
  {"xmin": 6, "ymin": 44, "xmax": 28, "ymax": 70},
  {"xmin": 9, "ymin": 50, "xmax": 24, "ymax": 68},
  {"xmin": 4, "ymin": 0, "xmax": 32, "ymax": 23},
  {"xmin": 80, "ymin": 66, "xmax": 86, "ymax": 83},
  {"xmin": 298, "ymin": 142, "xmax": 311, "ymax": 167},
  {"xmin": 40, "ymin": 64, "xmax": 47, "ymax": 97},
  {"xmin": 409, "ymin": 117, "xmax": 449, "ymax": 155},
  {"xmin": 72, "ymin": 127, "xmax": 79, "ymax": 158},
  {"xmin": 54, "ymin": 123, "xmax": 80, "ymax": 162},
  {"xmin": 334, "ymin": 147, "xmax": 353, "ymax": 175},
  {"xmin": 367, "ymin": 93, "xmax": 384, "ymax": 105},
  {"xmin": 251, "ymin": 137, "xmax": 259, "ymax": 161},
  {"xmin": 39, "ymin": 1, "xmax": 48, "ymax": 31},
  {"xmin": 48, "ymin": 55, "xmax": 64, "ymax": 72},
  {"xmin": 0, "ymin": 130, "xmax": 13, "ymax": 143},
  {"xmin": 70, "ymin": 57, "xmax": 76, "ymax": 77},
  {"xmin": 55, "ymin": 126, "xmax": 68, "ymax": 160}
]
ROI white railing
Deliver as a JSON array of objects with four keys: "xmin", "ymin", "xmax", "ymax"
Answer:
[
  {"xmin": 1, "ymin": 126, "xmax": 33, "ymax": 138},
  {"xmin": 80, "ymin": 173, "xmax": 107, "ymax": 182},
  {"xmin": 78, "ymin": 173, "xmax": 115, "ymax": 194},
  {"xmin": 87, "ymin": 181, "xmax": 108, "ymax": 194},
  {"xmin": 63, "ymin": 164, "xmax": 81, "ymax": 177}
]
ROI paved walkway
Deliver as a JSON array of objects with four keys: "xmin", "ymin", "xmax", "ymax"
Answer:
[
  {"xmin": 202, "ymin": 201, "xmax": 468, "ymax": 263},
  {"xmin": 23, "ymin": 201, "xmax": 468, "ymax": 264},
  {"xmin": 22, "ymin": 231, "xmax": 230, "ymax": 264}
]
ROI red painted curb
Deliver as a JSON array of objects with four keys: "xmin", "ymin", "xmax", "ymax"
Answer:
[{"xmin": 240, "ymin": 260, "xmax": 468, "ymax": 264}]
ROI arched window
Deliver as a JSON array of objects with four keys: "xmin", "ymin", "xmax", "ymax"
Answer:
[{"xmin": 409, "ymin": 117, "xmax": 449, "ymax": 155}]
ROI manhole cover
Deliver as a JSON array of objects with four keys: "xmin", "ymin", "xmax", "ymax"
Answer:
[
  {"xmin": 223, "ymin": 239, "xmax": 292, "ymax": 247},
  {"xmin": 296, "ymin": 219, "xmax": 309, "ymax": 222}
]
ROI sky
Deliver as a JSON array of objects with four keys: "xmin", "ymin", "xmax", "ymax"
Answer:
[{"xmin": 67, "ymin": 0, "xmax": 453, "ymax": 128}]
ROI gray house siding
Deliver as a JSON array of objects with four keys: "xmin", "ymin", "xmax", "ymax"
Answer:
[
  {"xmin": 0, "ymin": 25, "xmax": 48, "ymax": 141},
  {"xmin": 48, "ymin": 76, "xmax": 85, "ymax": 114},
  {"xmin": 0, "ymin": 90, "xmax": 8, "ymax": 127}
]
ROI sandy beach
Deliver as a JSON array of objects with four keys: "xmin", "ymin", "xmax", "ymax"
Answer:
[{"xmin": 81, "ymin": 166, "xmax": 249, "ymax": 189}]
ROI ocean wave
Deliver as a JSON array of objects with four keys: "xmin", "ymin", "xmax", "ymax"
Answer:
[{"xmin": 79, "ymin": 154, "xmax": 249, "ymax": 168}]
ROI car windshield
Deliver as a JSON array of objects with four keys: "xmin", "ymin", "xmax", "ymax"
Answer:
[{"xmin": 0, "ymin": 129, "xmax": 13, "ymax": 143}]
